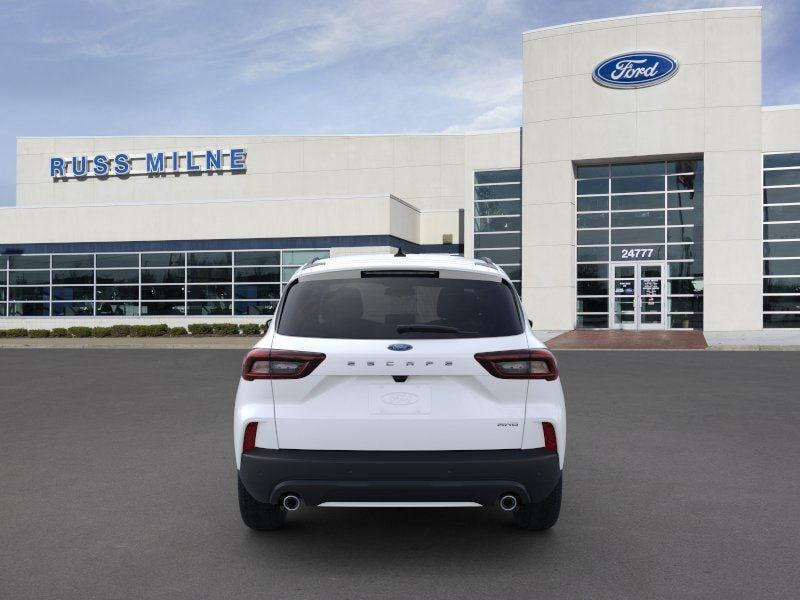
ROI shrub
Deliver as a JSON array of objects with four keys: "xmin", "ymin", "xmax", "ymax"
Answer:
[
  {"xmin": 239, "ymin": 323, "xmax": 262, "ymax": 336},
  {"xmin": 188, "ymin": 323, "xmax": 213, "ymax": 336},
  {"xmin": 168, "ymin": 326, "xmax": 188, "ymax": 336},
  {"xmin": 91, "ymin": 327, "xmax": 113, "ymax": 338},
  {"xmin": 4, "ymin": 328, "xmax": 28, "ymax": 337},
  {"xmin": 51, "ymin": 328, "xmax": 70, "ymax": 338},
  {"xmin": 68, "ymin": 326, "xmax": 92, "ymax": 338},
  {"xmin": 129, "ymin": 325, "xmax": 148, "ymax": 337},
  {"xmin": 0, "ymin": 330, "xmax": 5, "ymax": 338},
  {"xmin": 109, "ymin": 324, "xmax": 132, "ymax": 337},
  {"xmin": 147, "ymin": 324, "xmax": 169, "ymax": 337},
  {"xmin": 27, "ymin": 329, "xmax": 51, "ymax": 338},
  {"xmin": 211, "ymin": 323, "xmax": 239, "ymax": 336}
]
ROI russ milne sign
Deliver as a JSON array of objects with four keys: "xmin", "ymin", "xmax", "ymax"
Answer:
[
  {"xmin": 50, "ymin": 148, "xmax": 246, "ymax": 179},
  {"xmin": 592, "ymin": 52, "xmax": 678, "ymax": 89}
]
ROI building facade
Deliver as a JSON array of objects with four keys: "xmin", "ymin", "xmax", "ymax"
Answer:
[{"xmin": 3, "ymin": 6, "xmax": 799, "ymax": 332}]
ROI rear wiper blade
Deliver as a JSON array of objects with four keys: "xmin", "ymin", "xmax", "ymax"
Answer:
[{"xmin": 396, "ymin": 324, "xmax": 476, "ymax": 335}]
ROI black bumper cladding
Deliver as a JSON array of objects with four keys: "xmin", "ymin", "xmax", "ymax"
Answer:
[{"xmin": 238, "ymin": 448, "xmax": 561, "ymax": 507}]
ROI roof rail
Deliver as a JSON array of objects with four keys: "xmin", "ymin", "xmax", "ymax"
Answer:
[
  {"xmin": 477, "ymin": 256, "xmax": 500, "ymax": 271},
  {"xmin": 297, "ymin": 255, "xmax": 323, "ymax": 273}
]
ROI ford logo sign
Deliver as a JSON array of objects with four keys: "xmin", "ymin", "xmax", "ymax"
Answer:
[
  {"xmin": 388, "ymin": 343, "xmax": 413, "ymax": 351},
  {"xmin": 593, "ymin": 52, "xmax": 678, "ymax": 89}
]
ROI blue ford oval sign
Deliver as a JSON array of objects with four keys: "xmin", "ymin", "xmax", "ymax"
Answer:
[
  {"xmin": 388, "ymin": 343, "xmax": 413, "ymax": 351},
  {"xmin": 592, "ymin": 52, "xmax": 678, "ymax": 89}
]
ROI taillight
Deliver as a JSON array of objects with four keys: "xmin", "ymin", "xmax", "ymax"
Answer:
[
  {"xmin": 474, "ymin": 349, "xmax": 558, "ymax": 381},
  {"xmin": 243, "ymin": 422, "xmax": 258, "ymax": 452},
  {"xmin": 542, "ymin": 422, "xmax": 557, "ymax": 452},
  {"xmin": 242, "ymin": 349, "xmax": 326, "ymax": 380}
]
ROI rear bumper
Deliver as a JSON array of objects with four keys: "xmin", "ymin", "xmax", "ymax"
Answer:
[{"xmin": 238, "ymin": 448, "xmax": 561, "ymax": 507}]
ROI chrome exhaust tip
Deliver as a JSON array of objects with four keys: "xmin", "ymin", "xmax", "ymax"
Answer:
[
  {"xmin": 282, "ymin": 494, "xmax": 301, "ymax": 511},
  {"xmin": 499, "ymin": 494, "xmax": 518, "ymax": 512}
]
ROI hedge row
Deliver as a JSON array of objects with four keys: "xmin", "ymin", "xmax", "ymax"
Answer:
[{"xmin": 0, "ymin": 323, "xmax": 265, "ymax": 338}]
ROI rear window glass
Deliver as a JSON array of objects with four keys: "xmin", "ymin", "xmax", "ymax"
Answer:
[{"xmin": 277, "ymin": 276, "xmax": 522, "ymax": 339}]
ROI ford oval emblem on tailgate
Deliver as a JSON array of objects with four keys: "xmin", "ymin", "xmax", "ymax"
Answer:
[{"xmin": 388, "ymin": 343, "xmax": 413, "ymax": 351}]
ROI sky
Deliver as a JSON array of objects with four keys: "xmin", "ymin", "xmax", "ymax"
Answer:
[{"xmin": 1, "ymin": 0, "xmax": 798, "ymax": 206}]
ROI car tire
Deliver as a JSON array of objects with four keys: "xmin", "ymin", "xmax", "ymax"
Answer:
[
  {"xmin": 513, "ymin": 475, "xmax": 562, "ymax": 531},
  {"xmin": 238, "ymin": 476, "xmax": 287, "ymax": 531}
]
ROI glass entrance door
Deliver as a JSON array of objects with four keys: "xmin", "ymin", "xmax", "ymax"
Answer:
[{"xmin": 610, "ymin": 262, "xmax": 666, "ymax": 330}]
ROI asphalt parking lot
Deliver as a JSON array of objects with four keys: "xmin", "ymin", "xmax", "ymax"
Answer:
[{"xmin": 1, "ymin": 350, "xmax": 798, "ymax": 599}]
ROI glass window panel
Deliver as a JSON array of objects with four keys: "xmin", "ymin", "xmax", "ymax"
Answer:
[
  {"xmin": 764, "ymin": 153, "xmax": 800, "ymax": 168},
  {"xmin": 763, "ymin": 278, "xmax": 800, "ymax": 294},
  {"xmin": 0, "ymin": 289, "xmax": 5, "ymax": 302},
  {"xmin": 667, "ymin": 245, "xmax": 694, "ymax": 260},
  {"xmin": 53, "ymin": 286, "xmax": 94, "ymax": 301},
  {"xmin": 0, "ymin": 304, "xmax": 5, "ymax": 315},
  {"xmin": 611, "ymin": 210, "xmax": 664, "ymax": 228},
  {"xmin": 8, "ymin": 302, "xmax": 49, "ymax": 316},
  {"xmin": 577, "ymin": 196, "xmax": 608, "ymax": 212},
  {"xmin": 141, "ymin": 253, "xmax": 185, "ymax": 267},
  {"xmin": 234, "ymin": 284, "xmax": 281, "ymax": 300},
  {"xmin": 668, "ymin": 279, "xmax": 703, "ymax": 295},
  {"xmin": 9, "ymin": 271, "xmax": 49, "ymax": 285},
  {"xmin": 234, "ymin": 266, "xmax": 281, "ymax": 283},
  {"xmin": 667, "ymin": 160, "xmax": 702, "ymax": 174},
  {"xmin": 96, "ymin": 302, "xmax": 139, "ymax": 316},
  {"xmin": 611, "ymin": 176, "xmax": 663, "ymax": 194},
  {"xmin": 476, "ymin": 249, "xmax": 521, "ymax": 264},
  {"xmin": 234, "ymin": 251, "xmax": 280, "ymax": 266},
  {"xmin": 577, "ymin": 297, "xmax": 608, "ymax": 312},
  {"xmin": 641, "ymin": 266, "xmax": 662, "ymax": 278},
  {"xmin": 282, "ymin": 267, "xmax": 298, "ymax": 281},
  {"xmin": 187, "ymin": 267, "xmax": 231, "ymax": 283},
  {"xmin": 577, "ymin": 281, "xmax": 609, "ymax": 295},
  {"xmin": 578, "ymin": 264, "xmax": 608, "ymax": 279},
  {"xmin": 95, "ymin": 286, "xmax": 139, "ymax": 301},
  {"xmin": 474, "ymin": 216, "xmax": 521, "ymax": 232},
  {"xmin": 474, "ymin": 200, "xmax": 521, "ymax": 217},
  {"xmin": 764, "ymin": 170, "xmax": 800, "ymax": 187},
  {"xmin": 577, "ymin": 230, "xmax": 608, "ymax": 245},
  {"xmin": 667, "ymin": 174, "xmax": 698, "ymax": 191},
  {"xmin": 667, "ymin": 191, "xmax": 702, "ymax": 209},
  {"xmin": 0, "ymin": 255, "xmax": 6, "ymax": 269},
  {"xmin": 764, "ymin": 205, "xmax": 800, "ymax": 222},
  {"xmin": 235, "ymin": 300, "xmax": 278, "ymax": 316},
  {"xmin": 764, "ymin": 223, "xmax": 800, "ymax": 240},
  {"xmin": 763, "ymin": 296, "xmax": 800, "ymax": 312},
  {"xmin": 577, "ymin": 314, "xmax": 608, "ymax": 328},
  {"xmin": 501, "ymin": 265, "xmax": 521, "ymax": 281},
  {"xmin": 764, "ymin": 314, "xmax": 800, "ymax": 328},
  {"xmin": 670, "ymin": 314, "xmax": 703, "ymax": 328},
  {"xmin": 611, "ymin": 194, "xmax": 664, "ymax": 210},
  {"xmin": 186, "ymin": 301, "xmax": 232, "ymax": 315},
  {"xmin": 141, "ymin": 302, "xmax": 185, "ymax": 316},
  {"xmin": 97, "ymin": 253, "xmax": 138, "ymax": 268},
  {"xmin": 474, "ymin": 183, "xmax": 521, "ymax": 200},
  {"xmin": 668, "ymin": 227, "xmax": 694, "ymax": 243},
  {"xmin": 668, "ymin": 262, "xmax": 696, "ymax": 277},
  {"xmin": 667, "ymin": 209, "xmax": 697, "ymax": 226},
  {"xmin": 9, "ymin": 255, "xmax": 49, "ymax": 269},
  {"xmin": 96, "ymin": 269, "xmax": 138, "ymax": 284},
  {"xmin": 141, "ymin": 268, "xmax": 185, "ymax": 284},
  {"xmin": 52, "ymin": 302, "xmax": 93, "ymax": 317},
  {"xmin": 577, "ymin": 246, "xmax": 609, "ymax": 262},
  {"xmin": 763, "ymin": 188, "xmax": 800, "ymax": 204},
  {"xmin": 576, "ymin": 165, "xmax": 609, "ymax": 178},
  {"xmin": 611, "ymin": 228, "xmax": 664, "ymax": 244},
  {"xmin": 282, "ymin": 250, "xmax": 330, "ymax": 265},
  {"xmin": 187, "ymin": 284, "xmax": 232, "ymax": 300},
  {"xmin": 474, "ymin": 170, "xmax": 520, "ymax": 184},
  {"xmin": 474, "ymin": 232, "xmax": 521, "ymax": 249},
  {"xmin": 141, "ymin": 285, "xmax": 185, "ymax": 300},
  {"xmin": 669, "ymin": 296, "xmax": 703, "ymax": 312},
  {"xmin": 611, "ymin": 162, "xmax": 664, "ymax": 177},
  {"xmin": 52, "ymin": 270, "xmax": 93, "ymax": 284},
  {"xmin": 577, "ymin": 212, "xmax": 608, "ymax": 228},
  {"xmin": 0, "ymin": 271, "xmax": 5, "ymax": 285},
  {"xmin": 764, "ymin": 259, "xmax": 800, "ymax": 276},
  {"xmin": 187, "ymin": 251, "xmax": 231, "ymax": 267},
  {"xmin": 52, "ymin": 254, "xmax": 93, "ymax": 269},
  {"xmin": 576, "ymin": 179, "xmax": 608, "ymax": 195},
  {"xmin": 764, "ymin": 241, "xmax": 800, "ymax": 258},
  {"xmin": 10, "ymin": 287, "xmax": 49, "ymax": 301}
]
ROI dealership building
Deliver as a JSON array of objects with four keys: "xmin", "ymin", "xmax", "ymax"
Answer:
[{"xmin": 2, "ymin": 6, "xmax": 800, "ymax": 332}]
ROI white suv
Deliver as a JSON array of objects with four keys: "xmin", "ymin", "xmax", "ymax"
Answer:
[{"xmin": 234, "ymin": 253, "xmax": 565, "ymax": 530}]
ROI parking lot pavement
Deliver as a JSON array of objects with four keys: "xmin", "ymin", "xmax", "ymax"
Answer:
[{"xmin": 1, "ymin": 350, "xmax": 798, "ymax": 600}]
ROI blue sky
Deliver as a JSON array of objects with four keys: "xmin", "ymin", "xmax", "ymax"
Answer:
[{"xmin": 1, "ymin": 0, "xmax": 798, "ymax": 206}]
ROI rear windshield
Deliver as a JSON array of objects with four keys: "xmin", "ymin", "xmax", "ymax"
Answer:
[{"xmin": 277, "ymin": 276, "xmax": 523, "ymax": 339}]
